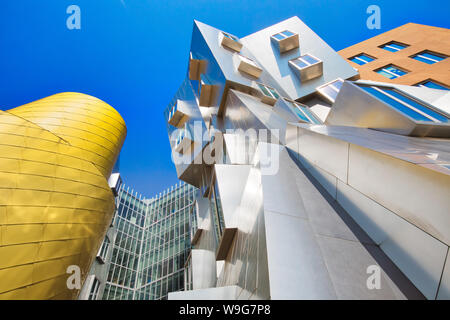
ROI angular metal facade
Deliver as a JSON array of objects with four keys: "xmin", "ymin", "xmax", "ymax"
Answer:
[
  {"xmin": 0, "ymin": 92, "xmax": 126, "ymax": 299},
  {"xmin": 165, "ymin": 17, "xmax": 450, "ymax": 300}
]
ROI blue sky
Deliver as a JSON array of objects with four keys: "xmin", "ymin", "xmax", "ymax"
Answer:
[{"xmin": 1, "ymin": 0, "xmax": 449, "ymax": 197}]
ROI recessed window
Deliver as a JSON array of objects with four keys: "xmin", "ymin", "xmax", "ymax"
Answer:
[
  {"xmin": 358, "ymin": 85, "xmax": 450, "ymax": 123},
  {"xmin": 379, "ymin": 41, "xmax": 409, "ymax": 52},
  {"xmin": 221, "ymin": 32, "xmax": 242, "ymax": 52},
  {"xmin": 349, "ymin": 53, "xmax": 376, "ymax": 65},
  {"xmin": 415, "ymin": 79, "xmax": 449, "ymax": 91},
  {"xmin": 223, "ymin": 32, "xmax": 238, "ymax": 42},
  {"xmin": 237, "ymin": 54, "xmax": 262, "ymax": 78},
  {"xmin": 411, "ymin": 50, "xmax": 447, "ymax": 64},
  {"xmin": 316, "ymin": 78, "xmax": 344, "ymax": 103},
  {"xmin": 376, "ymin": 64, "xmax": 408, "ymax": 79},
  {"xmin": 285, "ymin": 99, "xmax": 321, "ymax": 124},
  {"xmin": 257, "ymin": 83, "xmax": 280, "ymax": 105},
  {"xmin": 167, "ymin": 100, "xmax": 190, "ymax": 128}
]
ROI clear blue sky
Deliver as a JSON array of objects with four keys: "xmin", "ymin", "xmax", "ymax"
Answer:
[{"xmin": 1, "ymin": 0, "xmax": 449, "ymax": 197}]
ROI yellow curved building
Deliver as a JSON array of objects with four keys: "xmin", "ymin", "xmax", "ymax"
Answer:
[{"xmin": 0, "ymin": 92, "xmax": 126, "ymax": 299}]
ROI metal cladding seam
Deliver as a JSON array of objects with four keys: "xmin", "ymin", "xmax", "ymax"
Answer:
[{"xmin": 0, "ymin": 92, "xmax": 126, "ymax": 299}]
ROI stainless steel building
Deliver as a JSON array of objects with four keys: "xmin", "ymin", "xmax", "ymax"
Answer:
[
  {"xmin": 165, "ymin": 17, "xmax": 450, "ymax": 300},
  {"xmin": 80, "ymin": 182, "xmax": 196, "ymax": 300}
]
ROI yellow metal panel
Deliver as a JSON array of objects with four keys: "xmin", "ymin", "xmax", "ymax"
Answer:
[
  {"xmin": 0, "ymin": 92, "xmax": 126, "ymax": 299},
  {"xmin": 0, "ymin": 243, "xmax": 39, "ymax": 269},
  {"xmin": 3, "ymin": 224, "xmax": 44, "ymax": 246},
  {"xmin": 0, "ymin": 264, "xmax": 33, "ymax": 293},
  {"xmin": 32, "ymin": 258, "xmax": 67, "ymax": 283},
  {"xmin": 6, "ymin": 206, "xmax": 47, "ymax": 225}
]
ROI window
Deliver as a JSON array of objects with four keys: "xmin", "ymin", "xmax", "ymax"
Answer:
[
  {"xmin": 379, "ymin": 41, "xmax": 408, "ymax": 52},
  {"xmin": 236, "ymin": 54, "xmax": 262, "ymax": 78},
  {"xmin": 89, "ymin": 278, "xmax": 100, "ymax": 300},
  {"xmin": 221, "ymin": 32, "xmax": 242, "ymax": 52},
  {"xmin": 271, "ymin": 30, "xmax": 299, "ymax": 53},
  {"xmin": 349, "ymin": 53, "xmax": 376, "ymax": 65},
  {"xmin": 415, "ymin": 80, "xmax": 449, "ymax": 91},
  {"xmin": 376, "ymin": 64, "xmax": 408, "ymax": 79},
  {"xmin": 272, "ymin": 30, "xmax": 296, "ymax": 40},
  {"xmin": 411, "ymin": 50, "xmax": 447, "ymax": 64},
  {"xmin": 257, "ymin": 83, "xmax": 280, "ymax": 105},
  {"xmin": 167, "ymin": 100, "xmax": 190, "ymax": 128},
  {"xmin": 223, "ymin": 32, "xmax": 238, "ymax": 42},
  {"xmin": 258, "ymin": 83, "xmax": 280, "ymax": 99},
  {"xmin": 97, "ymin": 236, "xmax": 110, "ymax": 263},
  {"xmin": 289, "ymin": 53, "xmax": 323, "ymax": 81},
  {"xmin": 290, "ymin": 54, "xmax": 321, "ymax": 69},
  {"xmin": 358, "ymin": 85, "xmax": 450, "ymax": 123},
  {"xmin": 316, "ymin": 78, "xmax": 344, "ymax": 103},
  {"xmin": 285, "ymin": 99, "xmax": 321, "ymax": 124}
]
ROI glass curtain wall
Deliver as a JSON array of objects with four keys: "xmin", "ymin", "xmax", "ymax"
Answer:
[{"xmin": 101, "ymin": 183, "xmax": 197, "ymax": 300}]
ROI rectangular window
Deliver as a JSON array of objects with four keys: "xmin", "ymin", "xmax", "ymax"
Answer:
[
  {"xmin": 222, "ymin": 32, "xmax": 238, "ymax": 42},
  {"xmin": 272, "ymin": 30, "xmax": 296, "ymax": 40},
  {"xmin": 316, "ymin": 78, "xmax": 344, "ymax": 102},
  {"xmin": 290, "ymin": 54, "xmax": 320, "ymax": 70},
  {"xmin": 411, "ymin": 50, "xmax": 447, "ymax": 64},
  {"xmin": 89, "ymin": 278, "xmax": 100, "ymax": 300},
  {"xmin": 379, "ymin": 41, "xmax": 408, "ymax": 52},
  {"xmin": 286, "ymin": 99, "xmax": 321, "ymax": 124},
  {"xmin": 349, "ymin": 53, "xmax": 376, "ymax": 65},
  {"xmin": 359, "ymin": 85, "xmax": 450, "ymax": 123},
  {"xmin": 258, "ymin": 83, "xmax": 280, "ymax": 99},
  {"xmin": 97, "ymin": 236, "xmax": 110, "ymax": 263},
  {"xmin": 376, "ymin": 64, "xmax": 408, "ymax": 79},
  {"xmin": 416, "ymin": 80, "xmax": 449, "ymax": 91}
]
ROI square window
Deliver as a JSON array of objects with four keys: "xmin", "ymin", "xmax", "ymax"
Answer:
[
  {"xmin": 375, "ymin": 64, "xmax": 408, "ymax": 79},
  {"xmin": 349, "ymin": 53, "xmax": 376, "ymax": 65},
  {"xmin": 411, "ymin": 50, "xmax": 447, "ymax": 64},
  {"xmin": 379, "ymin": 41, "xmax": 409, "ymax": 52}
]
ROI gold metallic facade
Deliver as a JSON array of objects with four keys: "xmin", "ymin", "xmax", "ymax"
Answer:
[{"xmin": 0, "ymin": 92, "xmax": 126, "ymax": 299}]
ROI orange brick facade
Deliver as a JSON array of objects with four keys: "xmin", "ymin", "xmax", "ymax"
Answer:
[{"xmin": 338, "ymin": 23, "xmax": 450, "ymax": 88}]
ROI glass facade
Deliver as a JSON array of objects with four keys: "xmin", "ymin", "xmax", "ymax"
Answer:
[{"xmin": 100, "ymin": 182, "xmax": 197, "ymax": 300}]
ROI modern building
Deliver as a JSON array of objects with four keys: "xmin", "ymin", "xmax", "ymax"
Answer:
[
  {"xmin": 164, "ymin": 17, "xmax": 450, "ymax": 300},
  {"xmin": 80, "ymin": 182, "xmax": 197, "ymax": 300},
  {"xmin": 339, "ymin": 23, "xmax": 450, "ymax": 90},
  {"xmin": 0, "ymin": 92, "xmax": 127, "ymax": 300}
]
